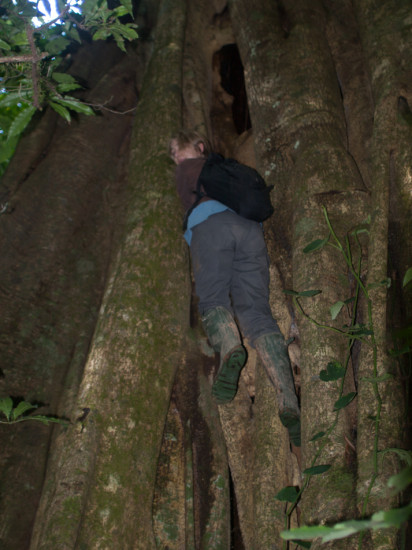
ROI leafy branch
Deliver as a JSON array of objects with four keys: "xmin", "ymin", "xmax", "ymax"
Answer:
[
  {"xmin": 281, "ymin": 466, "xmax": 412, "ymax": 545},
  {"xmin": 0, "ymin": 0, "xmax": 139, "ymax": 176},
  {"xmin": 0, "ymin": 396, "xmax": 69, "ymax": 426}
]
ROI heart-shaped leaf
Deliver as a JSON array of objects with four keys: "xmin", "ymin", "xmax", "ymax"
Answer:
[
  {"xmin": 303, "ymin": 464, "xmax": 331, "ymax": 476},
  {"xmin": 303, "ymin": 238, "xmax": 328, "ymax": 253},
  {"xmin": 320, "ymin": 361, "xmax": 345, "ymax": 381},
  {"xmin": 334, "ymin": 392, "xmax": 357, "ymax": 411},
  {"xmin": 274, "ymin": 486, "xmax": 299, "ymax": 503}
]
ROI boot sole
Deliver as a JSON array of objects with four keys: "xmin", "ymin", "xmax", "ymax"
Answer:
[{"xmin": 212, "ymin": 346, "xmax": 247, "ymax": 404}]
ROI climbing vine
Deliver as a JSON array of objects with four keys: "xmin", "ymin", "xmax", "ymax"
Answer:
[{"xmin": 276, "ymin": 206, "xmax": 411, "ymax": 548}]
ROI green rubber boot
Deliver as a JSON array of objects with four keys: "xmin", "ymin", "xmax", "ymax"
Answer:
[
  {"xmin": 255, "ymin": 333, "xmax": 301, "ymax": 446},
  {"xmin": 202, "ymin": 307, "xmax": 247, "ymax": 404}
]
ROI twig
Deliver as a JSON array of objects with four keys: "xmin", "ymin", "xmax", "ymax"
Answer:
[
  {"xmin": 36, "ymin": 5, "xmax": 71, "ymax": 31},
  {"xmin": 0, "ymin": 52, "xmax": 49, "ymax": 64},
  {"xmin": 25, "ymin": 23, "xmax": 41, "ymax": 108},
  {"xmin": 81, "ymin": 97, "xmax": 137, "ymax": 115},
  {"xmin": 345, "ymin": 435, "xmax": 356, "ymax": 452},
  {"xmin": 86, "ymin": 103, "xmax": 137, "ymax": 115}
]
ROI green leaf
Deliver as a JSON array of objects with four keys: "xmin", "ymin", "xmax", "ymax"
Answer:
[
  {"xmin": 310, "ymin": 431, "xmax": 326, "ymax": 442},
  {"xmin": 15, "ymin": 34, "xmax": 30, "ymax": 48},
  {"xmin": 303, "ymin": 464, "xmax": 331, "ymax": 476},
  {"xmin": 351, "ymin": 224, "xmax": 370, "ymax": 236},
  {"xmin": 303, "ymin": 238, "xmax": 328, "ymax": 253},
  {"xmin": 299, "ymin": 289, "xmax": 322, "ymax": 297},
  {"xmin": 379, "ymin": 448, "xmax": 412, "ymax": 467},
  {"xmin": 18, "ymin": 3, "xmax": 40, "ymax": 18},
  {"xmin": 54, "ymin": 97, "xmax": 94, "ymax": 115},
  {"xmin": 403, "ymin": 267, "xmax": 412, "ymax": 288},
  {"xmin": 0, "ymin": 397, "xmax": 14, "ymax": 420},
  {"xmin": 282, "ymin": 525, "xmax": 328, "ymax": 541},
  {"xmin": 284, "ymin": 289, "xmax": 321, "ymax": 297},
  {"xmin": 50, "ymin": 101, "xmax": 71, "ymax": 122},
  {"xmin": 118, "ymin": 24, "xmax": 139, "ymax": 41},
  {"xmin": 11, "ymin": 400, "xmax": 37, "ymax": 420},
  {"xmin": 114, "ymin": 5, "xmax": 130, "ymax": 17},
  {"xmin": 388, "ymin": 345, "xmax": 412, "ymax": 357},
  {"xmin": 283, "ymin": 520, "xmax": 371, "ymax": 542},
  {"xmin": 274, "ymin": 486, "xmax": 299, "ymax": 503},
  {"xmin": 57, "ymin": 83, "xmax": 82, "ymax": 93},
  {"xmin": 119, "ymin": 0, "xmax": 133, "ymax": 15},
  {"xmin": 330, "ymin": 301, "xmax": 344, "ymax": 320},
  {"xmin": 367, "ymin": 278, "xmax": 391, "ymax": 290},
  {"xmin": 371, "ymin": 505, "xmax": 412, "ymax": 529},
  {"xmin": 346, "ymin": 324, "xmax": 373, "ymax": 336},
  {"xmin": 27, "ymin": 415, "xmax": 69, "ymax": 426},
  {"xmin": 0, "ymin": 91, "xmax": 32, "ymax": 108},
  {"xmin": 387, "ymin": 466, "xmax": 412, "ymax": 493},
  {"xmin": 0, "ymin": 38, "xmax": 11, "ymax": 51},
  {"xmin": 93, "ymin": 27, "xmax": 111, "ymax": 41},
  {"xmin": 57, "ymin": 0, "xmax": 68, "ymax": 13},
  {"xmin": 334, "ymin": 392, "xmax": 357, "ymax": 411},
  {"xmin": 281, "ymin": 503, "xmax": 412, "ymax": 543},
  {"xmin": 112, "ymin": 32, "xmax": 126, "ymax": 53},
  {"xmin": 52, "ymin": 72, "xmax": 78, "ymax": 84},
  {"xmin": 67, "ymin": 26, "xmax": 82, "ymax": 43},
  {"xmin": 47, "ymin": 36, "xmax": 71, "ymax": 55},
  {"xmin": 7, "ymin": 105, "xmax": 36, "ymax": 140},
  {"xmin": 0, "ymin": 138, "xmax": 18, "ymax": 164},
  {"xmin": 320, "ymin": 361, "xmax": 345, "ymax": 381}
]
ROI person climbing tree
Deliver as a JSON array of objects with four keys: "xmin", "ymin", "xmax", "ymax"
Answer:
[{"xmin": 169, "ymin": 129, "xmax": 301, "ymax": 447}]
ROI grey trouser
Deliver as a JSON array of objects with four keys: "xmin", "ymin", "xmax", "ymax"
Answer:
[{"xmin": 189, "ymin": 210, "xmax": 280, "ymax": 345}]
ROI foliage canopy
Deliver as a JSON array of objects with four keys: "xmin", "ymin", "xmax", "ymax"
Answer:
[{"xmin": 0, "ymin": 0, "xmax": 138, "ymax": 176}]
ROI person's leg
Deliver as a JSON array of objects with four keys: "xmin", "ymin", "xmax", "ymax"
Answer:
[
  {"xmin": 190, "ymin": 212, "xmax": 246, "ymax": 403},
  {"xmin": 229, "ymin": 217, "xmax": 301, "ymax": 445},
  {"xmin": 202, "ymin": 306, "xmax": 246, "ymax": 404},
  {"xmin": 189, "ymin": 212, "xmax": 235, "ymax": 316},
  {"xmin": 254, "ymin": 333, "xmax": 301, "ymax": 446},
  {"xmin": 228, "ymin": 217, "xmax": 279, "ymax": 342}
]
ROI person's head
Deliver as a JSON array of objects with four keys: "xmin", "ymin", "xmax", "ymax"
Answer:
[{"xmin": 168, "ymin": 130, "xmax": 212, "ymax": 164}]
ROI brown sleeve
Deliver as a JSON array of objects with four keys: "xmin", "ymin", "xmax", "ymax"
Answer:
[{"xmin": 175, "ymin": 157, "xmax": 206, "ymax": 211}]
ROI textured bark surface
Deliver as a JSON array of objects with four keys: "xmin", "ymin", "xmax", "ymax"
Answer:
[
  {"xmin": 230, "ymin": 1, "xmax": 363, "ymax": 545},
  {"xmin": 351, "ymin": 1, "xmax": 412, "ymax": 548},
  {"xmin": 0, "ymin": 40, "xmax": 139, "ymax": 549},
  {"xmin": 0, "ymin": 0, "xmax": 410, "ymax": 548},
  {"xmin": 29, "ymin": 1, "xmax": 188, "ymax": 549}
]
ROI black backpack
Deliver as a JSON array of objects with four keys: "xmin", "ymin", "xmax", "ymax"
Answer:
[{"xmin": 183, "ymin": 153, "xmax": 274, "ymax": 230}]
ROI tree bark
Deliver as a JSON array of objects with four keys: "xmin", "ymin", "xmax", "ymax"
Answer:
[
  {"xmin": 230, "ymin": 2, "xmax": 368, "ymax": 546},
  {"xmin": 0, "ymin": 0, "xmax": 409, "ymax": 548},
  {"xmin": 29, "ymin": 0, "xmax": 188, "ymax": 548},
  {"xmin": 0, "ymin": 40, "xmax": 138, "ymax": 550},
  {"xmin": 352, "ymin": 1, "xmax": 411, "ymax": 547}
]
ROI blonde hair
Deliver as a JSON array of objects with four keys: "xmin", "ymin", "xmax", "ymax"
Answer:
[{"xmin": 168, "ymin": 130, "xmax": 212, "ymax": 158}]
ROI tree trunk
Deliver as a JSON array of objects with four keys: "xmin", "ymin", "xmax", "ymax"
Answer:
[
  {"xmin": 352, "ymin": 1, "xmax": 412, "ymax": 547},
  {"xmin": 0, "ymin": 39, "xmax": 138, "ymax": 549},
  {"xmin": 0, "ymin": 0, "xmax": 410, "ymax": 548},
  {"xmin": 28, "ymin": 1, "xmax": 188, "ymax": 548}
]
